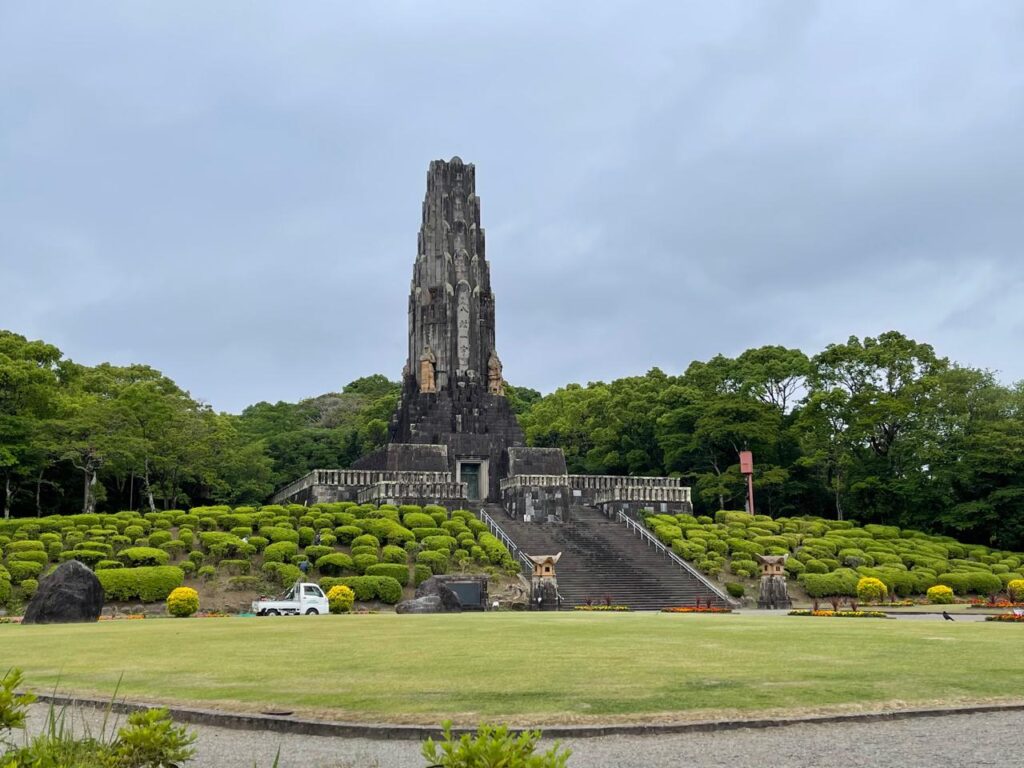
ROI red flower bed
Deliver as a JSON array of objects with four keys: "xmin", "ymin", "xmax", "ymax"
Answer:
[
  {"xmin": 986, "ymin": 613, "xmax": 1024, "ymax": 622},
  {"xmin": 661, "ymin": 606, "xmax": 732, "ymax": 613}
]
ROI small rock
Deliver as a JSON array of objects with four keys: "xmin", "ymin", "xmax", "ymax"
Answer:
[{"xmin": 395, "ymin": 595, "xmax": 445, "ymax": 614}]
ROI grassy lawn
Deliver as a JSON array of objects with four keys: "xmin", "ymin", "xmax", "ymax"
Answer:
[{"xmin": 2, "ymin": 612, "xmax": 1022, "ymax": 725}]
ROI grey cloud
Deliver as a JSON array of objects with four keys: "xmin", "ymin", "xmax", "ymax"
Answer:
[{"xmin": 2, "ymin": 2, "xmax": 1023, "ymax": 411}]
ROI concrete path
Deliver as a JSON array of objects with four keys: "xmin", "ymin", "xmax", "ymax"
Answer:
[{"xmin": 20, "ymin": 705, "xmax": 1023, "ymax": 768}]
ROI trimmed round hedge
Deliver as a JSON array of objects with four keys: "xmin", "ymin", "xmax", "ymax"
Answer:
[{"xmin": 97, "ymin": 566, "xmax": 184, "ymax": 602}]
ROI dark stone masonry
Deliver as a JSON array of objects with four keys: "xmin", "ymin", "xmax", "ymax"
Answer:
[{"xmin": 272, "ymin": 157, "xmax": 693, "ymax": 521}]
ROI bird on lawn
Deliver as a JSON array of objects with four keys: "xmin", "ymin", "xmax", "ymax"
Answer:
[{"xmin": 942, "ymin": 611, "xmax": 955, "ymax": 621}]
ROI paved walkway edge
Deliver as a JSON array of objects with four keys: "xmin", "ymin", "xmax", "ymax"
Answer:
[{"xmin": 24, "ymin": 692, "xmax": 1024, "ymax": 741}]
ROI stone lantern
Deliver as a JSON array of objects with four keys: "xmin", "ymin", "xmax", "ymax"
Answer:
[
  {"xmin": 527, "ymin": 553, "xmax": 561, "ymax": 611},
  {"xmin": 755, "ymin": 554, "xmax": 792, "ymax": 609}
]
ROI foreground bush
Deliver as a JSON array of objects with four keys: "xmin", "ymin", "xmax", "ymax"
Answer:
[
  {"xmin": 422, "ymin": 721, "xmax": 570, "ymax": 768},
  {"xmin": 167, "ymin": 587, "xmax": 200, "ymax": 617},
  {"xmin": 1, "ymin": 669, "xmax": 196, "ymax": 767}
]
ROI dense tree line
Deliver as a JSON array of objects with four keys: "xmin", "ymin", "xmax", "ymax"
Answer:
[
  {"xmin": 520, "ymin": 332, "xmax": 1024, "ymax": 549},
  {"xmin": 0, "ymin": 331, "xmax": 397, "ymax": 516},
  {"xmin": 3, "ymin": 328, "xmax": 1022, "ymax": 548}
]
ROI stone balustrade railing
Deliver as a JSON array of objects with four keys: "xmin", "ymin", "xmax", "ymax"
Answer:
[
  {"xmin": 567, "ymin": 474, "xmax": 684, "ymax": 490},
  {"xmin": 593, "ymin": 486, "xmax": 692, "ymax": 504},
  {"xmin": 357, "ymin": 481, "xmax": 468, "ymax": 505},
  {"xmin": 499, "ymin": 474, "xmax": 570, "ymax": 492},
  {"xmin": 272, "ymin": 469, "xmax": 454, "ymax": 504}
]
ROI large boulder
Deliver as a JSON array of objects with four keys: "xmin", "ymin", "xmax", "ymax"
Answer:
[
  {"xmin": 22, "ymin": 560, "xmax": 104, "ymax": 624},
  {"xmin": 415, "ymin": 577, "xmax": 463, "ymax": 612}
]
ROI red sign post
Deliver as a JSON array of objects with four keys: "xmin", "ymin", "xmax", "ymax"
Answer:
[{"xmin": 739, "ymin": 450, "xmax": 755, "ymax": 515}]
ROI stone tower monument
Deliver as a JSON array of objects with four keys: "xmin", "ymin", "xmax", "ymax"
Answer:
[{"xmin": 356, "ymin": 157, "xmax": 528, "ymax": 502}]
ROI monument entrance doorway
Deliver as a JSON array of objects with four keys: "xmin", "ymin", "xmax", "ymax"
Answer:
[{"xmin": 457, "ymin": 460, "xmax": 486, "ymax": 501}]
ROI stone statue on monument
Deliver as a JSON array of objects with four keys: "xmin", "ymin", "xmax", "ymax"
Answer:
[
  {"xmin": 419, "ymin": 346, "xmax": 437, "ymax": 394},
  {"xmin": 487, "ymin": 350, "xmax": 504, "ymax": 395}
]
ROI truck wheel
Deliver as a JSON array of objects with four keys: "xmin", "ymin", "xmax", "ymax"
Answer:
[
  {"xmin": 305, "ymin": 608, "xmax": 319, "ymax": 615},
  {"xmin": 267, "ymin": 609, "xmax": 280, "ymax": 616}
]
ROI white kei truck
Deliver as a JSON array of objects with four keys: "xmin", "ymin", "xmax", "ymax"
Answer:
[{"xmin": 252, "ymin": 582, "xmax": 329, "ymax": 616}]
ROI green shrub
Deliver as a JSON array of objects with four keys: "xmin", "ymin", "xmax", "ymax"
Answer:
[
  {"xmin": 8, "ymin": 550, "xmax": 48, "ymax": 565},
  {"xmin": 353, "ymin": 553, "xmax": 379, "ymax": 574},
  {"xmin": 275, "ymin": 564, "xmax": 303, "ymax": 586},
  {"xmin": 19, "ymin": 578, "xmax": 38, "ymax": 598},
  {"xmin": 416, "ymin": 549, "xmax": 450, "ymax": 575},
  {"xmin": 412, "ymin": 527, "xmax": 448, "ymax": 540},
  {"xmin": 334, "ymin": 525, "xmax": 363, "ymax": 544},
  {"xmin": 97, "ymin": 566, "xmax": 184, "ymax": 602},
  {"xmin": 725, "ymin": 582, "xmax": 745, "ymax": 599},
  {"xmin": 802, "ymin": 571, "xmax": 858, "ymax": 598},
  {"xmin": 414, "ymin": 563, "xmax": 432, "ymax": 587},
  {"xmin": 729, "ymin": 560, "xmax": 759, "ymax": 577},
  {"xmin": 381, "ymin": 544, "xmax": 408, "ymax": 564},
  {"xmin": 319, "ymin": 575, "xmax": 403, "ymax": 604},
  {"xmin": 422, "ymin": 722, "xmax": 571, "ymax": 768},
  {"xmin": 95, "ymin": 559, "xmax": 123, "ymax": 570},
  {"xmin": 6, "ymin": 540, "xmax": 44, "ymax": 553},
  {"xmin": 5, "ymin": 560, "xmax": 43, "ymax": 581},
  {"xmin": 967, "ymin": 571, "xmax": 1003, "ymax": 596},
  {"xmin": 159, "ymin": 540, "xmax": 187, "ymax": 559},
  {"xmin": 261, "ymin": 526, "xmax": 300, "ymax": 544},
  {"xmin": 365, "ymin": 563, "xmax": 410, "ymax": 586},
  {"xmin": 423, "ymin": 535, "xmax": 458, "ymax": 553},
  {"xmin": 936, "ymin": 573, "xmax": 971, "ymax": 595},
  {"xmin": 148, "ymin": 531, "xmax": 172, "ymax": 547},
  {"xmin": 403, "ymin": 512, "xmax": 435, "ymax": 529},
  {"xmin": 304, "ymin": 545, "xmax": 334, "ymax": 563},
  {"xmin": 1008, "ymin": 579, "xmax": 1024, "ymax": 601},
  {"xmin": 354, "ymin": 536, "xmax": 382, "ymax": 552},
  {"xmin": 264, "ymin": 541, "xmax": 299, "ymax": 563},
  {"xmin": 197, "ymin": 565, "xmax": 216, "ymax": 582},
  {"xmin": 316, "ymin": 553, "xmax": 355, "ymax": 576}
]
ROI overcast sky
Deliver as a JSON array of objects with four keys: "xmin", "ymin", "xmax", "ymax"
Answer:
[{"xmin": 3, "ymin": 3, "xmax": 1023, "ymax": 413}]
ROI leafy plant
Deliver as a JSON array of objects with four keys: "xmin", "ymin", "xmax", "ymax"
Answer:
[
  {"xmin": 1, "ymin": 669, "xmax": 37, "ymax": 741},
  {"xmin": 107, "ymin": 708, "xmax": 196, "ymax": 767},
  {"xmin": 421, "ymin": 721, "xmax": 571, "ymax": 768}
]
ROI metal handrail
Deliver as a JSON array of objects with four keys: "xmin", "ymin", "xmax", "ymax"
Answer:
[
  {"xmin": 478, "ymin": 508, "xmax": 532, "ymax": 575},
  {"xmin": 616, "ymin": 511, "xmax": 738, "ymax": 607}
]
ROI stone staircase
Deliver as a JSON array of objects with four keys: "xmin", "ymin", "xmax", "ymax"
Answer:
[{"xmin": 484, "ymin": 504, "xmax": 731, "ymax": 610}]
